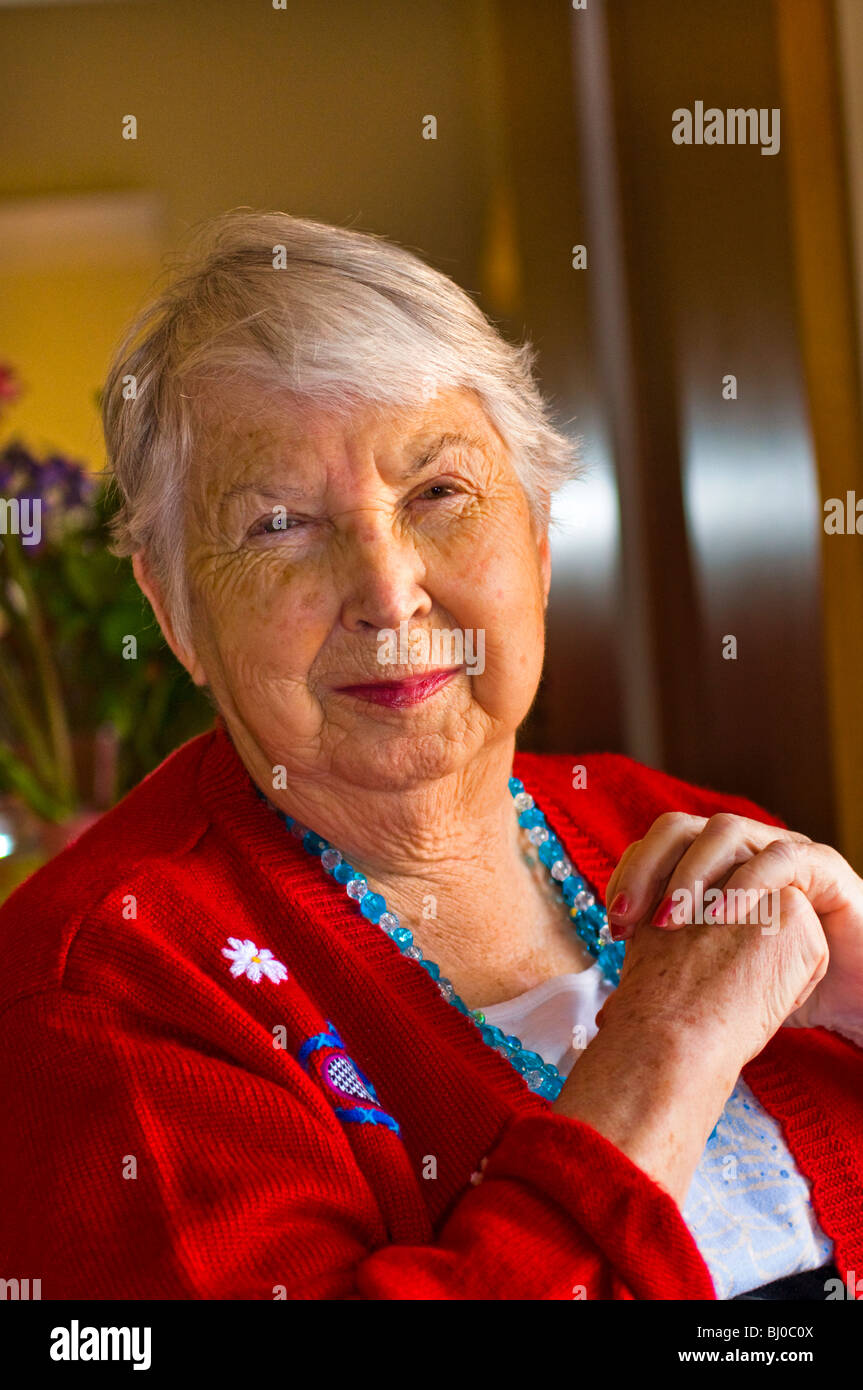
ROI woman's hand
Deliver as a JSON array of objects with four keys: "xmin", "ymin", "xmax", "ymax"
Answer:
[
  {"xmin": 604, "ymin": 812, "xmax": 863, "ymax": 1039},
  {"xmin": 560, "ymin": 881, "xmax": 828, "ymax": 1204},
  {"xmin": 597, "ymin": 880, "xmax": 829, "ymax": 1071}
]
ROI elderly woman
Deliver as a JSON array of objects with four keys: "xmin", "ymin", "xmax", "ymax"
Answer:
[{"xmin": 1, "ymin": 209, "xmax": 862, "ymax": 1302}]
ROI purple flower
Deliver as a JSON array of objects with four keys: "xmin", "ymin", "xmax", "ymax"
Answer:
[
  {"xmin": 0, "ymin": 443, "xmax": 97, "ymax": 552},
  {"xmin": 0, "ymin": 444, "xmax": 94, "ymax": 503},
  {"xmin": 0, "ymin": 442, "xmax": 39, "ymax": 497}
]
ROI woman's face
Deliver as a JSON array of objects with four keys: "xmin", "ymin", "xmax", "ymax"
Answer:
[{"xmin": 164, "ymin": 382, "xmax": 551, "ymax": 793}]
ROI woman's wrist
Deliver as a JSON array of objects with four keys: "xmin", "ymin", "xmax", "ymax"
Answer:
[{"xmin": 551, "ymin": 1016, "xmax": 738, "ymax": 1207}]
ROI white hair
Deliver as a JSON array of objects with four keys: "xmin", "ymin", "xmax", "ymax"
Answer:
[{"xmin": 102, "ymin": 207, "xmax": 583, "ymax": 647}]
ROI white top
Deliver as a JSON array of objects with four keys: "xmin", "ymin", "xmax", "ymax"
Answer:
[{"xmin": 480, "ymin": 964, "xmax": 834, "ymax": 1299}]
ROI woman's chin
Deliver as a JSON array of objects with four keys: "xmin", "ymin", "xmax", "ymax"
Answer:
[{"xmin": 328, "ymin": 724, "xmax": 484, "ymax": 792}]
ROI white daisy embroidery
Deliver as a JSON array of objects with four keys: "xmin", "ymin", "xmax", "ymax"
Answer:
[
  {"xmin": 470, "ymin": 1156, "xmax": 489, "ymax": 1186},
  {"xmin": 222, "ymin": 937, "xmax": 288, "ymax": 985}
]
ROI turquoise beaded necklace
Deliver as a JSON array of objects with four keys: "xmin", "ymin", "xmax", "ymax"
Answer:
[{"xmin": 272, "ymin": 774, "xmax": 625, "ymax": 1103}]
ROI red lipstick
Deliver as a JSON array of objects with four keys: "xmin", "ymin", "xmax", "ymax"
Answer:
[{"xmin": 334, "ymin": 668, "xmax": 460, "ymax": 707}]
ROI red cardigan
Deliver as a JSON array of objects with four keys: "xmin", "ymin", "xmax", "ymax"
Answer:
[{"xmin": 1, "ymin": 723, "xmax": 861, "ymax": 1300}]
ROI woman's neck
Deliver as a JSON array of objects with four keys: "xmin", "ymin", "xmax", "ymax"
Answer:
[{"xmin": 245, "ymin": 735, "xmax": 593, "ymax": 1008}]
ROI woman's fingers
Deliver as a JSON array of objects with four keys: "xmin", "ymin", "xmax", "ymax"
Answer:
[
  {"xmin": 606, "ymin": 813, "xmax": 708, "ymax": 936},
  {"xmin": 658, "ymin": 816, "xmax": 811, "ymax": 930},
  {"xmin": 606, "ymin": 811, "xmax": 810, "ymax": 940},
  {"xmin": 603, "ymin": 841, "xmax": 641, "ymax": 917},
  {"xmin": 710, "ymin": 838, "xmax": 850, "ymax": 927}
]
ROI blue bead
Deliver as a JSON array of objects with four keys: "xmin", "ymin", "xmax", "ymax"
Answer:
[
  {"xmin": 561, "ymin": 874, "xmax": 586, "ymax": 904},
  {"xmin": 598, "ymin": 949, "xmax": 623, "ymax": 984},
  {"xmin": 282, "ymin": 779, "xmax": 614, "ymax": 1111},
  {"xmin": 360, "ymin": 891, "xmax": 386, "ymax": 923},
  {"xmin": 573, "ymin": 911, "xmax": 597, "ymax": 943},
  {"xmin": 538, "ymin": 837, "xmax": 563, "ymax": 867}
]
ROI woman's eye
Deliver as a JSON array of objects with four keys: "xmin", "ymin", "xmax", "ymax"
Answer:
[
  {"xmin": 415, "ymin": 483, "xmax": 460, "ymax": 502},
  {"xmin": 248, "ymin": 513, "xmax": 307, "ymax": 539}
]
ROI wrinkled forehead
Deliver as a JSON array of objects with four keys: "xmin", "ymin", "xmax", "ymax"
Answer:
[
  {"xmin": 187, "ymin": 377, "xmax": 331, "ymax": 460},
  {"xmin": 184, "ymin": 377, "xmax": 506, "ymax": 485}
]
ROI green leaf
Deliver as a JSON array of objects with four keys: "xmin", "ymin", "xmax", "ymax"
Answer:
[
  {"xmin": 0, "ymin": 743, "xmax": 71, "ymax": 821},
  {"xmin": 60, "ymin": 551, "xmax": 103, "ymax": 607},
  {"xmin": 98, "ymin": 603, "xmax": 154, "ymax": 656}
]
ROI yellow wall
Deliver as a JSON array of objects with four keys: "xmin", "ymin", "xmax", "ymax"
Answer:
[
  {"xmin": 2, "ymin": 264, "xmax": 157, "ymax": 466},
  {"xmin": 0, "ymin": 0, "xmax": 494, "ymax": 470}
]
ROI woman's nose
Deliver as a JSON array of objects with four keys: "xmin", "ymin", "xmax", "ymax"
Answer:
[{"xmin": 338, "ymin": 525, "xmax": 433, "ymax": 634}]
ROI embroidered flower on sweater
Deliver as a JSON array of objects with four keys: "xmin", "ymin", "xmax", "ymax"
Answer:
[
  {"xmin": 470, "ymin": 1156, "xmax": 489, "ymax": 1186},
  {"xmin": 222, "ymin": 937, "xmax": 288, "ymax": 984}
]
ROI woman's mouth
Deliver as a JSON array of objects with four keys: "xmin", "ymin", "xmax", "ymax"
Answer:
[{"xmin": 333, "ymin": 668, "xmax": 462, "ymax": 707}]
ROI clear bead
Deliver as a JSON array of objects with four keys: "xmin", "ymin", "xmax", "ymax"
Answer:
[
  {"xmin": 495, "ymin": 1044, "xmax": 511, "ymax": 1061},
  {"xmin": 528, "ymin": 826, "xmax": 549, "ymax": 846},
  {"xmin": 347, "ymin": 878, "xmax": 368, "ymax": 900},
  {"xmin": 513, "ymin": 791, "xmax": 534, "ymax": 812},
  {"xmin": 379, "ymin": 912, "xmax": 400, "ymax": 933},
  {"xmin": 290, "ymin": 822, "xmax": 308, "ymax": 839},
  {"xmin": 404, "ymin": 943, "xmax": 423, "ymax": 961},
  {"xmin": 525, "ymin": 1069, "xmax": 545, "ymax": 1090},
  {"xmin": 597, "ymin": 922, "xmax": 613, "ymax": 947},
  {"xmin": 551, "ymin": 858, "xmax": 572, "ymax": 881},
  {"xmin": 573, "ymin": 890, "xmax": 595, "ymax": 911},
  {"xmin": 438, "ymin": 978, "xmax": 456, "ymax": 1003},
  {"xmin": 321, "ymin": 848, "xmax": 342, "ymax": 871}
]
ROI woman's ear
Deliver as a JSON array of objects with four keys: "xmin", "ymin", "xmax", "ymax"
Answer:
[{"xmin": 132, "ymin": 551, "xmax": 208, "ymax": 687}]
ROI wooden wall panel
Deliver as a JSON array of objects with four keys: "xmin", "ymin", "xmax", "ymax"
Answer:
[{"xmin": 775, "ymin": 0, "xmax": 863, "ymax": 867}]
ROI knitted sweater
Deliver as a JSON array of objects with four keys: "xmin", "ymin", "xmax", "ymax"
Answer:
[{"xmin": 1, "ymin": 722, "xmax": 861, "ymax": 1300}]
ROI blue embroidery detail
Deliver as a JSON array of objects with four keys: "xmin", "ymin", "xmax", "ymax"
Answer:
[
  {"xmin": 298, "ymin": 1029, "xmax": 343, "ymax": 1066},
  {"xmin": 334, "ymin": 1104, "xmax": 401, "ymax": 1133},
  {"xmin": 297, "ymin": 1021, "xmax": 400, "ymax": 1135}
]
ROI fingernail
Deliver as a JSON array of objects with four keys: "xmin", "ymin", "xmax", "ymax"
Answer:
[
  {"xmin": 605, "ymin": 922, "xmax": 633, "ymax": 945},
  {"xmin": 650, "ymin": 895, "xmax": 675, "ymax": 928},
  {"xmin": 608, "ymin": 892, "xmax": 629, "ymax": 921}
]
